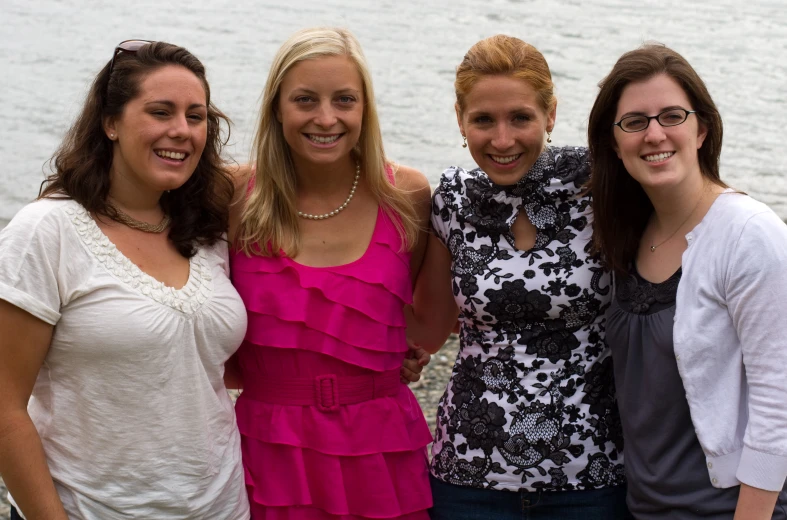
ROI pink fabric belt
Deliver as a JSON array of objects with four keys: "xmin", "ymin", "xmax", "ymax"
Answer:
[{"xmin": 241, "ymin": 369, "xmax": 402, "ymax": 412}]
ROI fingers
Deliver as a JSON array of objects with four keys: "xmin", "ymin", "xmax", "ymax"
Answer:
[{"xmin": 400, "ymin": 357, "xmax": 422, "ymax": 384}]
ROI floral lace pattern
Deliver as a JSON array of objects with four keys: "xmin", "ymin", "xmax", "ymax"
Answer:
[
  {"xmin": 430, "ymin": 146, "xmax": 624, "ymax": 492},
  {"xmin": 616, "ymin": 267, "xmax": 681, "ymax": 315},
  {"xmin": 65, "ymin": 202, "xmax": 213, "ymax": 315}
]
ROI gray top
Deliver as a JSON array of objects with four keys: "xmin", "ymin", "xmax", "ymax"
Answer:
[{"xmin": 607, "ymin": 267, "xmax": 787, "ymax": 518}]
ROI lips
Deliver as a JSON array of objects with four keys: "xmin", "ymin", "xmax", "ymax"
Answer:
[
  {"xmin": 306, "ymin": 133, "xmax": 343, "ymax": 144},
  {"xmin": 643, "ymin": 151, "xmax": 674, "ymax": 162},
  {"xmin": 155, "ymin": 149, "xmax": 188, "ymax": 161},
  {"xmin": 489, "ymin": 153, "xmax": 522, "ymax": 165}
]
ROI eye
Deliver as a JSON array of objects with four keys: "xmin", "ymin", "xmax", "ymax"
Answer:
[
  {"xmin": 473, "ymin": 115, "xmax": 492, "ymax": 124},
  {"xmin": 337, "ymin": 95, "xmax": 356, "ymax": 104},
  {"xmin": 620, "ymin": 116, "xmax": 647, "ymax": 131},
  {"xmin": 151, "ymin": 110, "xmax": 169, "ymax": 117},
  {"xmin": 294, "ymin": 96, "xmax": 315, "ymax": 103},
  {"xmin": 188, "ymin": 113, "xmax": 205, "ymax": 122},
  {"xmin": 513, "ymin": 113, "xmax": 532, "ymax": 123}
]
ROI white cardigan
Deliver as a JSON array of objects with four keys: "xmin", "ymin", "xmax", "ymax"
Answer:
[{"xmin": 675, "ymin": 190, "xmax": 787, "ymax": 492}]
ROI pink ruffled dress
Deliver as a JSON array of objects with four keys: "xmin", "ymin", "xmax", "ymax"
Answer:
[{"xmin": 230, "ymin": 205, "xmax": 433, "ymax": 520}]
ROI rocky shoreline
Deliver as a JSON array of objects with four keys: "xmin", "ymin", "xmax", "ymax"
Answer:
[{"xmin": 0, "ymin": 336, "xmax": 459, "ymax": 519}]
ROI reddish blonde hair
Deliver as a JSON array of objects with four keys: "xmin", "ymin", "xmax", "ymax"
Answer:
[{"xmin": 455, "ymin": 35, "xmax": 556, "ymax": 114}]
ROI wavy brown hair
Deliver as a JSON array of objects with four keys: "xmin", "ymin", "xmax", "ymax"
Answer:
[
  {"xmin": 588, "ymin": 43, "xmax": 726, "ymax": 276},
  {"xmin": 40, "ymin": 41, "xmax": 233, "ymax": 258}
]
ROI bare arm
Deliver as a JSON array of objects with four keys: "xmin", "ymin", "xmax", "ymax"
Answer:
[
  {"xmin": 0, "ymin": 299, "xmax": 68, "ymax": 520},
  {"xmin": 406, "ymin": 233, "xmax": 459, "ymax": 354},
  {"xmin": 734, "ymin": 484, "xmax": 780, "ymax": 519}
]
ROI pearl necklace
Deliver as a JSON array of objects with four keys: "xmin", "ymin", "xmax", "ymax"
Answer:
[
  {"xmin": 108, "ymin": 204, "xmax": 171, "ymax": 233},
  {"xmin": 297, "ymin": 160, "xmax": 360, "ymax": 220}
]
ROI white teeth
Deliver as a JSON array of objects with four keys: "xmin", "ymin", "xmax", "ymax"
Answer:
[
  {"xmin": 156, "ymin": 150, "xmax": 186, "ymax": 160},
  {"xmin": 644, "ymin": 152, "xmax": 674, "ymax": 162},
  {"xmin": 308, "ymin": 134, "xmax": 340, "ymax": 144},
  {"xmin": 491, "ymin": 154, "xmax": 521, "ymax": 164}
]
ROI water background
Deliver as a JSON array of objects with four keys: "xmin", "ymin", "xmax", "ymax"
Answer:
[{"xmin": 1, "ymin": 0, "xmax": 786, "ymax": 228}]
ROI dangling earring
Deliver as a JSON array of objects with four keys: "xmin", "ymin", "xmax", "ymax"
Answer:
[
  {"xmin": 462, "ymin": 135, "xmax": 468, "ymax": 148},
  {"xmin": 546, "ymin": 132, "xmax": 552, "ymax": 144}
]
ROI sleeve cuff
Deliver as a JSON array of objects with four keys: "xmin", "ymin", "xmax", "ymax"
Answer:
[
  {"xmin": 737, "ymin": 445, "xmax": 787, "ymax": 492},
  {"xmin": 0, "ymin": 283, "xmax": 60, "ymax": 325}
]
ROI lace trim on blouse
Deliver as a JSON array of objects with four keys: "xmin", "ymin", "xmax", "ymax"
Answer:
[{"xmin": 65, "ymin": 202, "xmax": 213, "ymax": 314}]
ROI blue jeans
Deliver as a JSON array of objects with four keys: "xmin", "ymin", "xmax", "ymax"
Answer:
[{"xmin": 429, "ymin": 474, "xmax": 633, "ymax": 520}]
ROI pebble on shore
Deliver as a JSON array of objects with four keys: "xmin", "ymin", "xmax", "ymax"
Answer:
[{"xmin": 0, "ymin": 335, "xmax": 460, "ymax": 519}]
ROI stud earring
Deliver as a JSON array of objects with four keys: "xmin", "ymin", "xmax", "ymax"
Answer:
[
  {"xmin": 546, "ymin": 131, "xmax": 552, "ymax": 144},
  {"xmin": 109, "ymin": 133, "xmax": 115, "ymax": 139},
  {"xmin": 462, "ymin": 135, "xmax": 468, "ymax": 148}
]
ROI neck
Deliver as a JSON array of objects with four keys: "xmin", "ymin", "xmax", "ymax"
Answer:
[
  {"xmin": 644, "ymin": 174, "xmax": 711, "ymax": 231},
  {"xmin": 293, "ymin": 155, "xmax": 358, "ymax": 195},
  {"xmin": 107, "ymin": 168, "xmax": 164, "ymax": 218}
]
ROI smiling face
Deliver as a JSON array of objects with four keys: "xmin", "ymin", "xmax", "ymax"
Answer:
[
  {"xmin": 458, "ymin": 75, "xmax": 555, "ymax": 185},
  {"xmin": 104, "ymin": 64, "xmax": 208, "ymax": 195},
  {"xmin": 613, "ymin": 73, "xmax": 707, "ymax": 192},
  {"xmin": 275, "ymin": 55, "xmax": 364, "ymax": 168}
]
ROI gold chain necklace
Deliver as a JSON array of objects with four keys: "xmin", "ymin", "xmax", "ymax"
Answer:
[
  {"xmin": 297, "ymin": 160, "xmax": 360, "ymax": 220},
  {"xmin": 649, "ymin": 184, "xmax": 707, "ymax": 252},
  {"xmin": 108, "ymin": 204, "xmax": 171, "ymax": 233}
]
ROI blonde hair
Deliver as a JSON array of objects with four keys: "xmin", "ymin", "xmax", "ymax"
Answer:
[
  {"xmin": 455, "ymin": 35, "xmax": 556, "ymax": 116},
  {"xmin": 236, "ymin": 27, "xmax": 420, "ymax": 256}
]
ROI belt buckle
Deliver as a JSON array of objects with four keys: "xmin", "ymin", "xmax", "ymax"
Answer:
[{"xmin": 315, "ymin": 374, "xmax": 339, "ymax": 412}]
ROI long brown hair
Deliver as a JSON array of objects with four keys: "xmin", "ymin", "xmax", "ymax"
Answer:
[
  {"xmin": 588, "ymin": 43, "xmax": 726, "ymax": 276},
  {"xmin": 40, "ymin": 41, "xmax": 233, "ymax": 258},
  {"xmin": 236, "ymin": 27, "xmax": 420, "ymax": 257}
]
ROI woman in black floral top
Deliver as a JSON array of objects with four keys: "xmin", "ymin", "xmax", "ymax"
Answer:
[{"xmin": 409, "ymin": 35, "xmax": 631, "ymax": 518}]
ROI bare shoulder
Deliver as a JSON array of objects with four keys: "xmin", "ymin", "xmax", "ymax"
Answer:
[
  {"xmin": 392, "ymin": 163, "xmax": 430, "ymax": 194},
  {"xmin": 227, "ymin": 163, "xmax": 254, "ymax": 241}
]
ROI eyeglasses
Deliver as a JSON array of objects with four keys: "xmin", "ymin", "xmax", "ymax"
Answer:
[
  {"xmin": 612, "ymin": 108, "xmax": 697, "ymax": 133},
  {"xmin": 109, "ymin": 39, "xmax": 153, "ymax": 73}
]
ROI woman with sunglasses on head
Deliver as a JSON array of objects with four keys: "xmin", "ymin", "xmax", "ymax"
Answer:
[
  {"xmin": 0, "ymin": 41, "xmax": 250, "ymax": 519},
  {"xmin": 227, "ymin": 27, "xmax": 434, "ymax": 519},
  {"xmin": 408, "ymin": 35, "xmax": 630, "ymax": 518},
  {"xmin": 589, "ymin": 44, "xmax": 787, "ymax": 518}
]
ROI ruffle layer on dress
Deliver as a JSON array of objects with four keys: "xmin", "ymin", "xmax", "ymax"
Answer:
[
  {"xmin": 243, "ymin": 438, "xmax": 432, "ymax": 519},
  {"xmin": 236, "ymin": 388, "xmax": 432, "ymax": 456}
]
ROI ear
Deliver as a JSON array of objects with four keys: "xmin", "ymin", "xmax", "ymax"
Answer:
[
  {"xmin": 274, "ymin": 99, "xmax": 283, "ymax": 124},
  {"xmin": 102, "ymin": 116, "xmax": 117, "ymax": 141},
  {"xmin": 696, "ymin": 120, "xmax": 708, "ymax": 150},
  {"xmin": 546, "ymin": 100, "xmax": 557, "ymax": 134},
  {"xmin": 455, "ymin": 102, "xmax": 465, "ymax": 138}
]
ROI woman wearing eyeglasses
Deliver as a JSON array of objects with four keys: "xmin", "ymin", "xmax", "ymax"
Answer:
[
  {"xmin": 588, "ymin": 44, "xmax": 787, "ymax": 518},
  {"xmin": 0, "ymin": 41, "xmax": 250, "ymax": 519}
]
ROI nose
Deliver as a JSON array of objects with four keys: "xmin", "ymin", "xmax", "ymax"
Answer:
[
  {"xmin": 314, "ymin": 101, "xmax": 338, "ymax": 129},
  {"xmin": 491, "ymin": 122, "xmax": 515, "ymax": 150},
  {"xmin": 167, "ymin": 113, "xmax": 191, "ymax": 140},
  {"xmin": 642, "ymin": 118, "xmax": 666, "ymax": 144}
]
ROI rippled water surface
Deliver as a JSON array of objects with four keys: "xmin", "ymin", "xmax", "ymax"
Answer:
[{"xmin": 1, "ymin": 0, "xmax": 786, "ymax": 226}]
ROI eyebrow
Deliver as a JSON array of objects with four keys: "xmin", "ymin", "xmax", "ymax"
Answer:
[
  {"xmin": 290, "ymin": 88, "xmax": 361, "ymax": 95},
  {"xmin": 145, "ymin": 100, "xmax": 207, "ymax": 110},
  {"xmin": 466, "ymin": 107, "xmax": 536, "ymax": 117},
  {"xmin": 619, "ymin": 105, "xmax": 686, "ymax": 118}
]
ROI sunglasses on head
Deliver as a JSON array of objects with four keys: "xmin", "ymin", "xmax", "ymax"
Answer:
[{"xmin": 109, "ymin": 39, "xmax": 153, "ymax": 72}]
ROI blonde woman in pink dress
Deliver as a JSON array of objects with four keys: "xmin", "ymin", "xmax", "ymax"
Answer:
[{"xmin": 227, "ymin": 27, "xmax": 434, "ymax": 519}]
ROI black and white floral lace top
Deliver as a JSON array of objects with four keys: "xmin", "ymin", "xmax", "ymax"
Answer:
[{"xmin": 429, "ymin": 146, "xmax": 625, "ymax": 492}]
